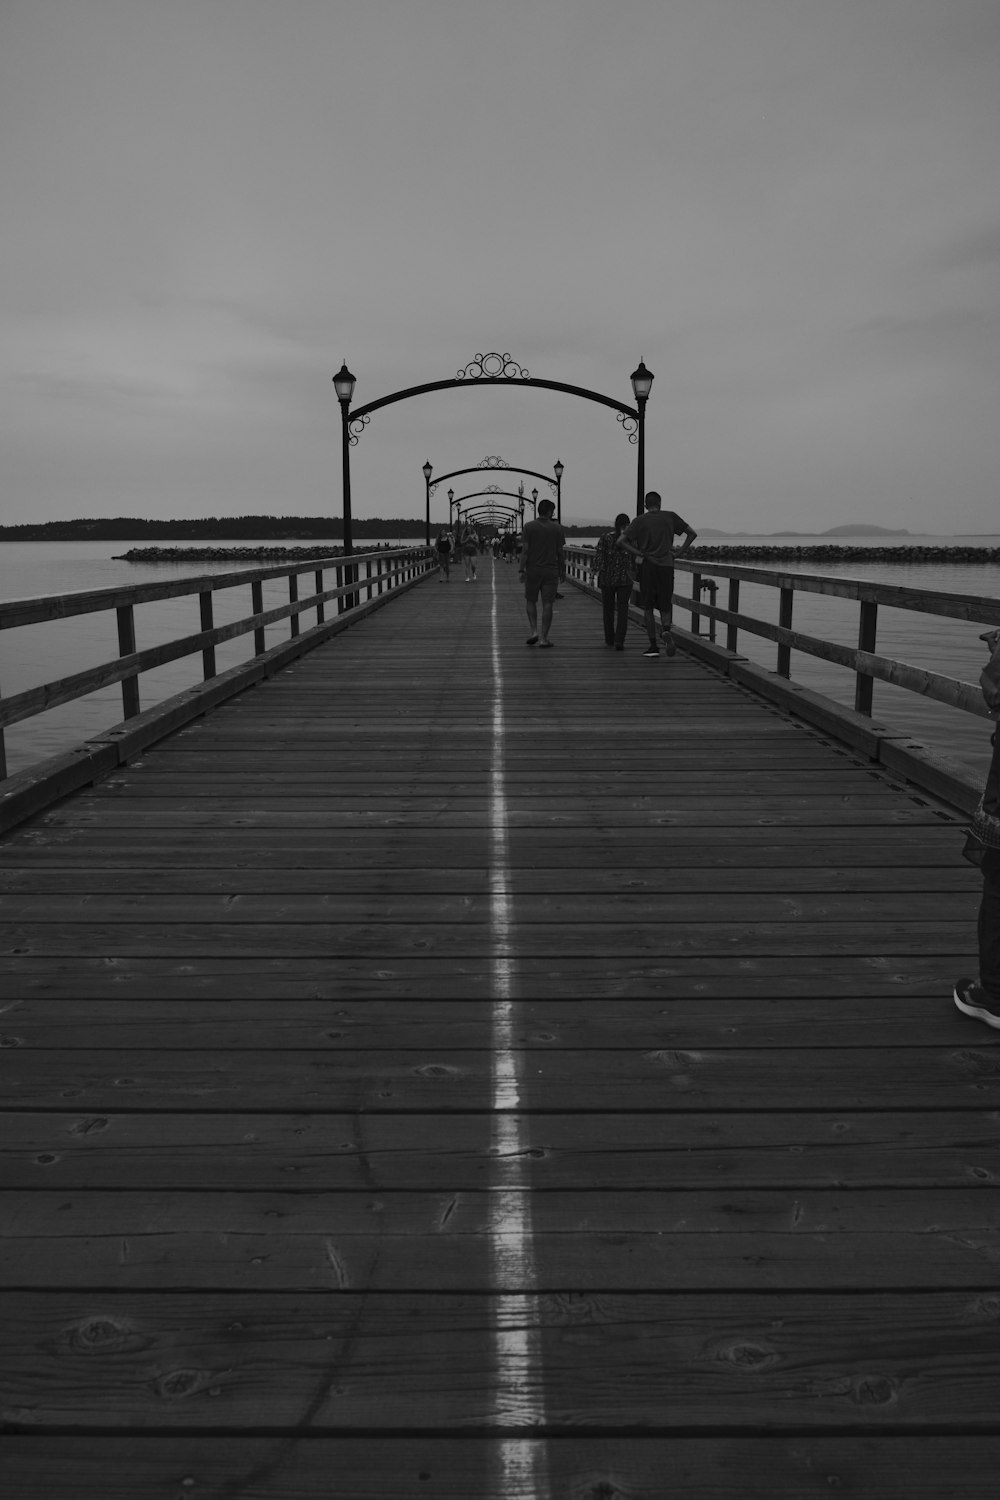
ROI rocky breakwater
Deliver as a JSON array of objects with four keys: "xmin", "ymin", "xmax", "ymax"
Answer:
[
  {"xmin": 692, "ymin": 544, "xmax": 1000, "ymax": 564},
  {"xmin": 114, "ymin": 545, "xmax": 349, "ymax": 562}
]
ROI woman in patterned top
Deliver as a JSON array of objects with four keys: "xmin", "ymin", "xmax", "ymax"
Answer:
[{"xmin": 592, "ymin": 512, "xmax": 634, "ymax": 650}]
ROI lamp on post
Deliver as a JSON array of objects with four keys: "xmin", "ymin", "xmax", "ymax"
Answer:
[
  {"xmin": 630, "ymin": 358, "xmax": 654, "ymax": 516},
  {"xmin": 531, "ymin": 487, "xmax": 538, "ymax": 515},
  {"xmin": 553, "ymin": 459, "xmax": 564, "ymax": 522},
  {"xmin": 422, "ymin": 461, "xmax": 433, "ymax": 548},
  {"xmin": 447, "ymin": 488, "xmax": 454, "ymax": 531},
  {"xmin": 332, "ymin": 361, "xmax": 357, "ymax": 554},
  {"xmin": 332, "ymin": 360, "xmax": 357, "ymax": 610}
]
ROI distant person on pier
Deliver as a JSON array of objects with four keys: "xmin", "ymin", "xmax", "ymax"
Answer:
[
  {"xmin": 434, "ymin": 527, "xmax": 453, "ymax": 582},
  {"xmin": 592, "ymin": 512, "xmax": 634, "ymax": 650},
  {"xmin": 955, "ymin": 628, "xmax": 1000, "ymax": 1028},
  {"xmin": 618, "ymin": 491, "xmax": 697, "ymax": 658},
  {"xmin": 519, "ymin": 497, "xmax": 566, "ymax": 648},
  {"xmin": 460, "ymin": 523, "xmax": 479, "ymax": 581}
]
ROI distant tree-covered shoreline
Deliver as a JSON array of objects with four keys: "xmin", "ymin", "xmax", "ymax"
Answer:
[{"xmin": 0, "ymin": 515, "xmax": 603, "ymax": 541}]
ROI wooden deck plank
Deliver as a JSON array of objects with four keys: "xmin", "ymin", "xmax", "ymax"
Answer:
[
  {"xmin": 3, "ymin": 1111, "xmax": 997, "ymax": 1190},
  {"xmin": 1, "ymin": 560, "xmax": 992, "ymax": 1485},
  {"xmin": 4, "ymin": 1289, "xmax": 1000, "ymax": 1432},
  {"xmin": 4, "ymin": 1435, "xmax": 1000, "ymax": 1499},
  {"xmin": 3, "ymin": 1189, "xmax": 999, "ymax": 1291}
]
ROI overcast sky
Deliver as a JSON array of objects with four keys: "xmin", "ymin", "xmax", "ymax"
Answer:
[{"xmin": 2, "ymin": 0, "xmax": 998, "ymax": 533}]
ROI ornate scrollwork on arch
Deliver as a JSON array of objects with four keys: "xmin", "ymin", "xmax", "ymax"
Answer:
[
  {"xmin": 478, "ymin": 455, "xmax": 510, "ymax": 468},
  {"xmin": 456, "ymin": 352, "xmax": 530, "ymax": 381},
  {"xmin": 617, "ymin": 410, "xmax": 639, "ymax": 445},
  {"xmin": 483, "ymin": 484, "xmax": 503, "ymax": 493},
  {"xmin": 348, "ymin": 413, "xmax": 371, "ymax": 447}
]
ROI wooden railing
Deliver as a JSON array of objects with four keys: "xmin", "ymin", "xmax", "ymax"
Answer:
[
  {"xmin": 0, "ymin": 547, "xmax": 434, "ymax": 783},
  {"xmin": 565, "ymin": 546, "xmax": 1000, "ymax": 722}
]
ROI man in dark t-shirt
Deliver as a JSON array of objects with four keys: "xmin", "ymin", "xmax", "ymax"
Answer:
[
  {"xmin": 519, "ymin": 498, "xmax": 566, "ymax": 647},
  {"xmin": 619, "ymin": 491, "xmax": 697, "ymax": 657}
]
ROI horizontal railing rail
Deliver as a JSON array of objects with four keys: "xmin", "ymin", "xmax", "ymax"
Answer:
[
  {"xmin": 0, "ymin": 547, "xmax": 434, "ymax": 779},
  {"xmin": 564, "ymin": 545, "xmax": 1000, "ymax": 721}
]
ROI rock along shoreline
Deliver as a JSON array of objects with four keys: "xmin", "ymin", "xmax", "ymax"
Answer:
[{"xmin": 113, "ymin": 542, "xmax": 1000, "ymax": 565}]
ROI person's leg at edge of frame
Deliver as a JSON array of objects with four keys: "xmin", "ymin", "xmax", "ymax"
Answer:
[
  {"xmin": 955, "ymin": 731, "xmax": 1000, "ymax": 1026},
  {"xmin": 979, "ymin": 851, "xmax": 1000, "ymax": 1000}
]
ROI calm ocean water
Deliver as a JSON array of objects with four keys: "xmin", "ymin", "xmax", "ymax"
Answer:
[{"xmin": 2, "ymin": 534, "xmax": 999, "ymax": 784}]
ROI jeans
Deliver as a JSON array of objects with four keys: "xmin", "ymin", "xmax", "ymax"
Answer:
[{"xmin": 601, "ymin": 584, "xmax": 632, "ymax": 645}]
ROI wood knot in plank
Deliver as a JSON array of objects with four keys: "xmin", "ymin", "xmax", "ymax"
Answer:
[
  {"xmin": 66, "ymin": 1316, "xmax": 137, "ymax": 1354},
  {"xmin": 848, "ymin": 1374, "xmax": 898, "ymax": 1407},
  {"xmin": 951, "ymin": 1049, "xmax": 1000, "ymax": 1081},
  {"xmin": 152, "ymin": 1368, "xmax": 219, "ymax": 1400},
  {"xmin": 702, "ymin": 1336, "xmax": 780, "ymax": 1373},
  {"xmin": 69, "ymin": 1117, "xmax": 109, "ymax": 1135}
]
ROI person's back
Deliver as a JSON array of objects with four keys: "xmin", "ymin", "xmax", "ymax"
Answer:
[{"xmin": 521, "ymin": 515, "xmax": 565, "ymax": 572}]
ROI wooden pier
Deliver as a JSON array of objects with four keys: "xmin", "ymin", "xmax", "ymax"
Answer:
[{"xmin": 2, "ymin": 557, "xmax": 999, "ymax": 1497}]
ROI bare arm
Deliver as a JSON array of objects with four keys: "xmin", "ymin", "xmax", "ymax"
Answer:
[{"xmin": 675, "ymin": 525, "xmax": 698, "ymax": 559}]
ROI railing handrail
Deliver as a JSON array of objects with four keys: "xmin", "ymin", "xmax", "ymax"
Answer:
[
  {"xmin": 0, "ymin": 546, "xmax": 428, "ymax": 630},
  {"xmin": 564, "ymin": 545, "xmax": 1000, "ymax": 625},
  {"xmin": 563, "ymin": 544, "xmax": 1000, "ymax": 723},
  {"xmin": 0, "ymin": 547, "xmax": 436, "ymax": 780}
]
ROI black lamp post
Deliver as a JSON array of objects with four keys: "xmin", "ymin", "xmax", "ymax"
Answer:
[
  {"xmin": 332, "ymin": 361, "xmax": 357, "ymax": 554},
  {"xmin": 531, "ymin": 488, "xmax": 538, "ymax": 515},
  {"xmin": 630, "ymin": 358, "xmax": 654, "ymax": 515},
  {"xmin": 422, "ymin": 461, "xmax": 433, "ymax": 547},
  {"xmin": 553, "ymin": 459, "xmax": 564, "ymax": 522},
  {"xmin": 447, "ymin": 488, "xmax": 454, "ymax": 531}
]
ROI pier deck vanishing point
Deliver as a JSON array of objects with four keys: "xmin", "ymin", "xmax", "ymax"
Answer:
[{"xmin": 2, "ymin": 556, "xmax": 999, "ymax": 1498}]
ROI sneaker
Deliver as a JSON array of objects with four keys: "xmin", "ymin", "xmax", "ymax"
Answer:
[
  {"xmin": 953, "ymin": 978, "xmax": 1000, "ymax": 1029},
  {"xmin": 643, "ymin": 645, "xmax": 660, "ymax": 657}
]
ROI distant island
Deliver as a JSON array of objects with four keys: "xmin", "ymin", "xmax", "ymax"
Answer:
[
  {"xmin": 0, "ymin": 514, "xmax": 602, "ymax": 542},
  {"xmin": 699, "ymin": 525, "xmax": 911, "ymax": 538}
]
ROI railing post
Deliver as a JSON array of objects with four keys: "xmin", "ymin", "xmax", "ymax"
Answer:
[
  {"xmin": 116, "ymin": 604, "xmax": 141, "ymax": 718},
  {"xmin": 365, "ymin": 559, "xmax": 373, "ymax": 601},
  {"xmin": 289, "ymin": 572, "xmax": 299, "ymax": 638},
  {"xmin": 777, "ymin": 585, "xmax": 794, "ymax": 677},
  {"xmin": 855, "ymin": 598, "xmax": 878, "ymax": 715},
  {"xmin": 0, "ymin": 686, "xmax": 7, "ymax": 780},
  {"xmin": 336, "ymin": 565, "xmax": 344, "ymax": 615},
  {"xmin": 726, "ymin": 579, "xmax": 740, "ymax": 653},
  {"xmin": 252, "ymin": 581, "xmax": 265, "ymax": 654},
  {"xmin": 315, "ymin": 569, "xmax": 325, "ymax": 625},
  {"xmin": 199, "ymin": 591, "xmax": 216, "ymax": 680},
  {"xmin": 691, "ymin": 572, "xmax": 702, "ymax": 637}
]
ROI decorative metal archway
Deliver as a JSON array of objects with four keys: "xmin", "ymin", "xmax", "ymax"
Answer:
[{"xmin": 333, "ymin": 352, "xmax": 652, "ymax": 553}]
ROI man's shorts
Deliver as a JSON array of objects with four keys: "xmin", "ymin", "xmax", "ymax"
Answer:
[
  {"xmin": 523, "ymin": 567, "xmax": 560, "ymax": 604},
  {"xmin": 637, "ymin": 560, "xmax": 674, "ymax": 615}
]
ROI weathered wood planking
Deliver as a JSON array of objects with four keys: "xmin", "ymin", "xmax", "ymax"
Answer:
[
  {"xmin": 4, "ymin": 1289, "xmax": 1000, "ymax": 1430},
  {"xmin": 1, "ymin": 558, "xmax": 994, "ymax": 1490},
  {"xmin": 4, "ymin": 1436, "xmax": 1000, "ymax": 1499}
]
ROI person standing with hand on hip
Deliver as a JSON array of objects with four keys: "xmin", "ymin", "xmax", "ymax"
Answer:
[{"xmin": 618, "ymin": 491, "xmax": 697, "ymax": 658}]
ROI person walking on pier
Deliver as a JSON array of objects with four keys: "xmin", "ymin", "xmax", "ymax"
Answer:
[
  {"xmin": 460, "ymin": 522, "xmax": 479, "ymax": 581},
  {"xmin": 519, "ymin": 497, "xmax": 566, "ymax": 648},
  {"xmin": 592, "ymin": 512, "xmax": 634, "ymax": 650},
  {"xmin": 954, "ymin": 628, "xmax": 1000, "ymax": 1028},
  {"xmin": 618, "ymin": 491, "xmax": 697, "ymax": 658},
  {"xmin": 434, "ymin": 527, "xmax": 454, "ymax": 581}
]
